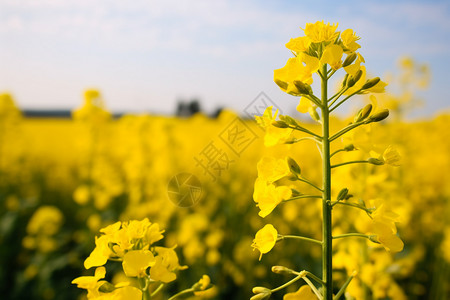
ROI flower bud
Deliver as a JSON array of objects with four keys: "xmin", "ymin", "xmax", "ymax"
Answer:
[
  {"xmin": 271, "ymin": 265, "xmax": 295, "ymax": 275},
  {"xmin": 362, "ymin": 77, "xmax": 381, "ymax": 90},
  {"xmin": 309, "ymin": 107, "xmax": 320, "ymax": 122},
  {"xmin": 368, "ymin": 235, "xmax": 380, "ymax": 244},
  {"xmin": 344, "ymin": 144, "xmax": 355, "ymax": 151},
  {"xmin": 337, "ymin": 188, "xmax": 349, "ymax": 201},
  {"xmin": 99, "ymin": 282, "xmax": 116, "ymax": 293},
  {"xmin": 287, "ymin": 157, "xmax": 301, "ymax": 176},
  {"xmin": 251, "ymin": 287, "xmax": 272, "ymax": 300},
  {"xmin": 342, "ymin": 53, "xmax": 357, "ymax": 67},
  {"xmin": 280, "ymin": 115, "xmax": 299, "ymax": 126},
  {"xmin": 293, "ymin": 80, "xmax": 312, "ymax": 95},
  {"xmin": 368, "ymin": 158, "xmax": 384, "ymax": 165},
  {"xmin": 353, "ymin": 69, "xmax": 363, "ymax": 83},
  {"xmin": 354, "ymin": 104, "xmax": 372, "ymax": 123},
  {"xmin": 272, "ymin": 121, "xmax": 289, "ymax": 128},
  {"xmin": 342, "ymin": 74, "xmax": 349, "ymax": 88},
  {"xmin": 368, "ymin": 109, "xmax": 389, "ymax": 123}
]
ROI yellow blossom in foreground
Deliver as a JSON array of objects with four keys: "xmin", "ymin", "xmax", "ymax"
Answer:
[
  {"xmin": 283, "ymin": 285, "xmax": 318, "ymax": 300},
  {"xmin": 320, "ymin": 44, "xmax": 344, "ymax": 70},
  {"xmin": 122, "ymin": 250, "xmax": 155, "ymax": 277},
  {"xmin": 304, "ymin": 21, "xmax": 339, "ymax": 43},
  {"xmin": 341, "ymin": 28, "xmax": 361, "ymax": 52},
  {"xmin": 286, "ymin": 36, "xmax": 311, "ymax": 54},
  {"xmin": 382, "ymin": 145, "xmax": 401, "ymax": 166},
  {"xmin": 274, "ymin": 57, "xmax": 314, "ymax": 96},
  {"xmin": 71, "ymin": 267, "xmax": 106, "ymax": 290},
  {"xmin": 252, "ymin": 224, "xmax": 278, "ymax": 260},
  {"xmin": 255, "ymin": 106, "xmax": 293, "ymax": 146},
  {"xmin": 257, "ymin": 156, "xmax": 291, "ymax": 183},
  {"xmin": 253, "ymin": 178, "xmax": 292, "ymax": 218}
]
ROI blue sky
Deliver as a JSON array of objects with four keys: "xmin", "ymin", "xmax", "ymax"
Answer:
[{"xmin": 1, "ymin": 0, "xmax": 449, "ymax": 119}]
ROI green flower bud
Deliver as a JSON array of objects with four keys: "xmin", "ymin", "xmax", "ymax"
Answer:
[
  {"xmin": 271, "ymin": 120, "xmax": 289, "ymax": 128},
  {"xmin": 287, "ymin": 157, "xmax": 301, "ymax": 176},
  {"xmin": 368, "ymin": 109, "xmax": 389, "ymax": 123},
  {"xmin": 272, "ymin": 265, "xmax": 295, "ymax": 275},
  {"xmin": 293, "ymin": 80, "xmax": 312, "ymax": 95},
  {"xmin": 354, "ymin": 104, "xmax": 372, "ymax": 123},
  {"xmin": 353, "ymin": 69, "xmax": 363, "ymax": 83},
  {"xmin": 279, "ymin": 115, "xmax": 299, "ymax": 126},
  {"xmin": 337, "ymin": 188, "xmax": 349, "ymax": 201},
  {"xmin": 362, "ymin": 77, "xmax": 381, "ymax": 90},
  {"xmin": 309, "ymin": 107, "xmax": 320, "ymax": 122},
  {"xmin": 368, "ymin": 235, "xmax": 380, "ymax": 244},
  {"xmin": 251, "ymin": 287, "xmax": 272, "ymax": 300},
  {"xmin": 344, "ymin": 144, "xmax": 355, "ymax": 151},
  {"xmin": 342, "ymin": 53, "xmax": 357, "ymax": 67},
  {"xmin": 368, "ymin": 157, "xmax": 384, "ymax": 165},
  {"xmin": 99, "ymin": 282, "xmax": 116, "ymax": 293},
  {"xmin": 342, "ymin": 73, "xmax": 349, "ymax": 88}
]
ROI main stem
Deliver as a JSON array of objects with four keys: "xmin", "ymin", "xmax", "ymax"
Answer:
[{"xmin": 321, "ymin": 64, "xmax": 333, "ymax": 300}]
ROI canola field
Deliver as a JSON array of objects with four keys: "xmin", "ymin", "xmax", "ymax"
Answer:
[{"xmin": 0, "ymin": 22, "xmax": 449, "ymax": 300}]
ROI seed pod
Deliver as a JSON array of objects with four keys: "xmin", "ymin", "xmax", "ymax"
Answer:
[
  {"xmin": 362, "ymin": 77, "xmax": 381, "ymax": 90},
  {"xmin": 342, "ymin": 53, "xmax": 357, "ymax": 67}
]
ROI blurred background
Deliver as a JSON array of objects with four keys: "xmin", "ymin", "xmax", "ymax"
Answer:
[{"xmin": 0, "ymin": 0, "xmax": 449, "ymax": 299}]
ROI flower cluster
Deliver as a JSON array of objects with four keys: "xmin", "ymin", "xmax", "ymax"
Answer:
[{"xmin": 72, "ymin": 218, "xmax": 212, "ymax": 299}]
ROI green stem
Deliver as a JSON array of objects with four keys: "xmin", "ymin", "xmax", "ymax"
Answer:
[
  {"xmin": 271, "ymin": 274, "xmax": 304, "ymax": 293},
  {"xmin": 331, "ymin": 160, "xmax": 370, "ymax": 168},
  {"xmin": 329, "ymin": 121, "xmax": 366, "ymax": 142},
  {"xmin": 328, "ymin": 87, "xmax": 349, "ymax": 107},
  {"xmin": 321, "ymin": 64, "xmax": 333, "ymax": 300},
  {"xmin": 286, "ymin": 137, "xmax": 322, "ymax": 145},
  {"xmin": 330, "ymin": 148, "xmax": 345, "ymax": 158},
  {"xmin": 288, "ymin": 125, "xmax": 322, "ymax": 139},
  {"xmin": 139, "ymin": 278, "xmax": 151, "ymax": 300},
  {"xmin": 334, "ymin": 273, "xmax": 355, "ymax": 300},
  {"xmin": 284, "ymin": 195, "xmax": 322, "ymax": 202},
  {"xmin": 292, "ymin": 270, "xmax": 326, "ymax": 286},
  {"xmin": 333, "ymin": 233, "xmax": 371, "ymax": 240},
  {"xmin": 168, "ymin": 288, "xmax": 194, "ymax": 300},
  {"xmin": 331, "ymin": 201, "xmax": 373, "ymax": 214},
  {"xmin": 150, "ymin": 283, "xmax": 165, "ymax": 297},
  {"xmin": 296, "ymin": 177, "xmax": 324, "ymax": 192},
  {"xmin": 280, "ymin": 235, "xmax": 323, "ymax": 245},
  {"xmin": 329, "ymin": 88, "xmax": 363, "ymax": 113}
]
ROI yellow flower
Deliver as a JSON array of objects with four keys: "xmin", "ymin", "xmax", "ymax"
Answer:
[
  {"xmin": 274, "ymin": 57, "xmax": 315, "ymax": 96},
  {"xmin": 369, "ymin": 204, "xmax": 404, "ymax": 252},
  {"xmin": 283, "ymin": 285, "xmax": 318, "ymax": 299},
  {"xmin": 341, "ymin": 29, "xmax": 361, "ymax": 52},
  {"xmin": 84, "ymin": 235, "xmax": 111, "ymax": 269},
  {"xmin": 345, "ymin": 65, "xmax": 387, "ymax": 95},
  {"xmin": 320, "ymin": 44, "xmax": 344, "ymax": 70},
  {"xmin": 110, "ymin": 286, "xmax": 142, "ymax": 300},
  {"xmin": 304, "ymin": 21, "xmax": 339, "ymax": 43},
  {"xmin": 286, "ymin": 36, "xmax": 311, "ymax": 54},
  {"xmin": 252, "ymin": 224, "xmax": 278, "ymax": 260},
  {"xmin": 255, "ymin": 106, "xmax": 293, "ymax": 147},
  {"xmin": 150, "ymin": 256, "xmax": 177, "ymax": 283},
  {"xmin": 382, "ymin": 145, "xmax": 401, "ymax": 166},
  {"xmin": 253, "ymin": 178, "xmax": 292, "ymax": 218},
  {"xmin": 72, "ymin": 266, "xmax": 106, "ymax": 290},
  {"xmin": 122, "ymin": 250, "xmax": 155, "ymax": 277},
  {"xmin": 146, "ymin": 223, "xmax": 165, "ymax": 245},
  {"xmin": 257, "ymin": 156, "xmax": 291, "ymax": 183},
  {"xmin": 371, "ymin": 220, "xmax": 404, "ymax": 253}
]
